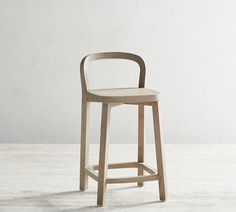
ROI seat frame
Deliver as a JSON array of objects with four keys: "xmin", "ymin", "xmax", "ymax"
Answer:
[{"xmin": 79, "ymin": 52, "xmax": 166, "ymax": 206}]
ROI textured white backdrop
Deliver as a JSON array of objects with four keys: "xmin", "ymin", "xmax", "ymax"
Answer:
[{"xmin": 0, "ymin": 0, "xmax": 236, "ymax": 144}]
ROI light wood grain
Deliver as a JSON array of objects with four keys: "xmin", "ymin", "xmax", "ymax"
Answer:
[
  {"xmin": 91, "ymin": 161, "xmax": 142, "ymax": 170},
  {"xmin": 152, "ymin": 101, "xmax": 166, "ymax": 201},
  {"xmin": 138, "ymin": 105, "xmax": 145, "ymax": 186},
  {"xmin": 80, "ymin": 52, "xmax": 146, "ymax": 92},
  {"xmin": 90, "ymin": 162, "xmax": 156, "ymax": 173},
  {"xmin": 97, "ymin": 103, "xmax": 111, "ymax": 206},
  {"xmin": 139, "ymin": 163, "xmax": 156, "ymax": 174},
  {"xmin": 87, "ymin": 88, "xmax": 158, "ymax": 103},
  {"xmin": 106, "ymin": 174, "xmax": 159, "ymax": 184},
  {"xmin": 79, "ymin": 52, "xmax": 165, "ymax": 206},
  {"xmin": 84, "ymin": 166, "xmax": 98, "ymax": 182},
  {"xmin": 79, "ymin": 98, "xmax": 89, "ymax": 191}
]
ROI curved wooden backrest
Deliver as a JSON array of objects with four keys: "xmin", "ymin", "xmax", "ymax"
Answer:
[{"xmin": 80, "ymin": 52, "xmax": 146, "ymax": 95}]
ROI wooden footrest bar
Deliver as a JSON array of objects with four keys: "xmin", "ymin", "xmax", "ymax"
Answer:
[
  {"xmin": 106, "ymin": 174, "xmax": 159, "ymax": 184},
  {"xmin": 85, "ymin": 166, "xmax": 98, "ymax": 181},
  {"xmin": 84, "ymin": 162, "xmax": 158, "ymax": 184}
]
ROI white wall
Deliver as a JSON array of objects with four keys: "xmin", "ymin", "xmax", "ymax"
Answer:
[{"xmin": 1, "ymin": 0, "xmax": 236, "ymax": 144}]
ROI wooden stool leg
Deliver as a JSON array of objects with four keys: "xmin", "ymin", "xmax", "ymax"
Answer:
[
  {"xmin": 138, "ymin": 105, "xmax": 145, "ymax": 186},
  {"xmin": 80, "ymin": 99, "xmax": 90, "ymax": 191},
  {"xmin": 97, "ymin": 103, "xmax": 111, "ymax": 206},
  {"xmin": 152, "ymin": 101, "xmax": 166, "ymax": 201}
]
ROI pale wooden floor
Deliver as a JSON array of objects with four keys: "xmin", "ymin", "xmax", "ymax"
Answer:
[{"xmin": 0, "ymin": 144, "xmax": 236, "ymax": 212}]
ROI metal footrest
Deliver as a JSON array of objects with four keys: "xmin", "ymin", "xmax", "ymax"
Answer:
[{"xmin": 85, "ymin": 162, "xmax": 159, "ymax": 184}]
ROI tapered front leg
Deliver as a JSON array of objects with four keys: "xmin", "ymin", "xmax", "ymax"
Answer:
[
  {"xmin": 80, "ymin": 99, "xmax": 90, "ymax": 191},
  {"xmin": 138, "ymin": 105, "xmax": 145, "ymax": 186},
  {"xmin": 97, "ymin": 103, "xmax": 111, "ymax": 206},
  {"xmin": 152, "ymin": 101, "xmax": 166, "ymax": 201}
]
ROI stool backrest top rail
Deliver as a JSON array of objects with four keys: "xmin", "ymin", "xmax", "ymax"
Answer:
[{"xmin": 80, "ymin": 52, "xmax": 146, "ymax": 95}]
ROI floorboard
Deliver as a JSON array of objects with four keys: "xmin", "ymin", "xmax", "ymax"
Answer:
[{"xmin": 0, "ymin": 144, "xmax": 236, "ymax": 211}]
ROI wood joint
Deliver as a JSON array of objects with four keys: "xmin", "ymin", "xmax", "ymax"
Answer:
[{"xmin": 86, "ymin": 162, "xmax": 157, "ymax": 184}]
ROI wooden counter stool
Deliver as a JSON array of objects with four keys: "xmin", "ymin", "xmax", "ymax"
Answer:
[{"xmin": 79, "ymin": 52, "xmax": 166, "ymax": 206}]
